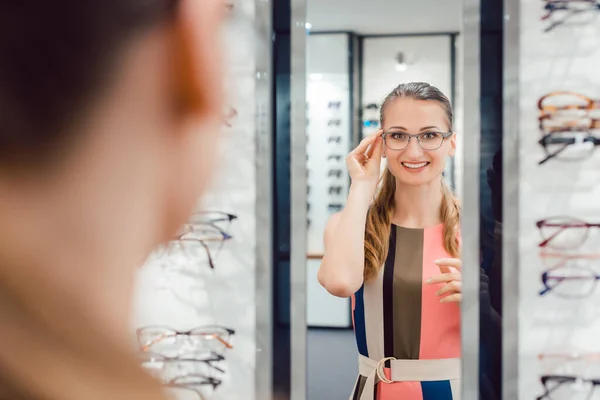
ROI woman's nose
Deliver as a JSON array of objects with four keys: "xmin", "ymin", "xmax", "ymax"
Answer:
[{"xmin": 404, "ymin": 136, "xmax": 424, "ymax": 156}]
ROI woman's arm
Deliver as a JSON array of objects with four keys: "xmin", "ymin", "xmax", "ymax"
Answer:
[{"xmin": 317, "ymin": 181, "xmax": 373, "ymax": 298}]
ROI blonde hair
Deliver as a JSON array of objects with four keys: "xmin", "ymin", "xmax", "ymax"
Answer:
[{"xmin": 363, "ymin": 82, "xmax": 461, "ymax": 280}]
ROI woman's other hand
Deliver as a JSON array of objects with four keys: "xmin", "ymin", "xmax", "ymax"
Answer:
[{"xmin": 426, "ymin": 258, "xmax": 462, "ymax": 303}]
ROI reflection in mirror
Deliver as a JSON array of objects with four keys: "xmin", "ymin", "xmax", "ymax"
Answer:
[{"xmin": 302, "ymin": 1, "xmax": 501, "ymax": 399}]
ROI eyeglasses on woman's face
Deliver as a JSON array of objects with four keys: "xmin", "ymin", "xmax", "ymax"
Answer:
[{"xmin": 382, "ymin": 130, "xmax": 453, "ymax": 151}]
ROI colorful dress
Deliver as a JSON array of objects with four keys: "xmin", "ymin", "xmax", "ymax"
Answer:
[{"xmin": 350, "ymin": 223, "xmax": 461, "ymax": 400}]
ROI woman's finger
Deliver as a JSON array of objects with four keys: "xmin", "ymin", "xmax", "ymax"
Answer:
[
  {"xmin": 364, "ymin": 131, "xmax": 383, "ymax": 156},
  {"xmin": 368, "ymin": 135, "xmax": 383, "ymax": 161},
  {"xmin": 440, "ymin": 293, "xmax": 462, "ymax": 303},
  {"xmin": 349, "ymin": 130, "xmax": 383, "ymax": 156},
  {"xmin": 354, "ymin": 154, "xmax": 368, "ymax": 163},
  {"xmin": 426, "ymin": 272, "xmax": 461, "ymax": 284},
  {"xmin": 435, "ymin": 258, "xmax": 462, "ymax": 270},
  {"xmin": 436, "ymin": 281, "xmax": 462, "ymax": 296}
]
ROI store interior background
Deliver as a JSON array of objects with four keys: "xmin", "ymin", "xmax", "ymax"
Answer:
[{"xmin": 129, "ymin": 0, "xmax": 508, "ymax": 398}]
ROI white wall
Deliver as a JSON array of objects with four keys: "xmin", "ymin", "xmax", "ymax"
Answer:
[
  {"xmin": 361, "ymin": 36, "xmax": 452, "ymax": 117},
  {"xmin": 518, "ymin": 1, "xmax": 600, "ymax": 398},
  {"xmin": 306, "ymin": 34, "xmax": 352, "ymax": 328},
  {"xmin": 131, "ymin": 2, "xmax": 259, "ymax": 399},
  {"xmin": 307, "ymin": 0, "xmax": 461, "ymax": 35}
]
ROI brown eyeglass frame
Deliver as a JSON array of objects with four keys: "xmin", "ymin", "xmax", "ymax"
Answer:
[
  {"xmin": 537, "ymin": 91, "xmax": 600, "ymax": 133},
  {"xmin": 536, "ymin": 217, "xmax": 600, "ymax": 249},
  {"xmin": 137, "ymin": 325, "xmax": 235, "ymax": 353}
]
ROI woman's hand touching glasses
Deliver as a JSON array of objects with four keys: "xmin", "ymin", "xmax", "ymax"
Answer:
[{"xmin": 346, "ymin": 130, "xmax": 383, "ymax": 195}]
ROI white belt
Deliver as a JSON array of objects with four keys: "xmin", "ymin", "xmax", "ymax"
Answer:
[{"xmin": 353, "ymin": 354, "xmax": 461, "ymax": 400}]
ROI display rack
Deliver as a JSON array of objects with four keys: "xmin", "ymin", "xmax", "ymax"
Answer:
[{"xmin": 518, "ymin": 1, "xmax": 600, "ymax": 398}]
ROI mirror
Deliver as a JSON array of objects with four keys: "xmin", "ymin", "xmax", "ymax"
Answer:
[{"xmin": 301, "ymin": 0, "xmax": 503, "ymax": 399}]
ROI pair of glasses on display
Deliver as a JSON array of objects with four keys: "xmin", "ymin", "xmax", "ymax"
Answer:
[
  {"xmin": 539, "ymin": 259, "xmax": 600, "ymax": 298},
  {"xmin": 163, "ymin": 212, "xmax": 237, "ymax": 269},
  {"xmin": 328, "ymin": 101, "xmax": 341, "ymax": 109},
  {"xmin": 536, "ymin": 217, "xmax": 600, "ymax": 250},
  {"xmin": 141, "ymin": 352, "xmax": 226, "ymax": 375},
  {"xmin": 328, "ymin": 154, "xmax": 343, "ymax": 162},
  {"xmin": 163, "ymin": 375, "xmax": 222, "ymax": 400},
  {"xmin": 329, "ymin": 185, "xmax": 343, "ymax": 195},
  {"xmin": 137, "ymin": 325, "xmax": 235, "ymax": 355},
  {"xmin": 328, "ymin": 169, "xmax": 343, "ymax": 178},
  {"xmin": 328, "ymin": 203, "xmax": 343, "ymax": 213},
  {"xmin": 142, "ymin": 353, "xmax": 223, "ymax": 400},
  {"xmin": 364, "ymin": 103, "xmax": 378, "ymax": 110},
  {"xmin": 328, "ymin": 119, "xmax": 341, "ymax": 126},
  {"xmin": 328, "ymin": 136, "xmax": 342, "ymax": 144},
  {"xmin": 538, "ymin": 92, "xmax": 600, "ymax": 131},
  {"xmin": 538, "ymin": 132, "xmax": 600, "ymax": 164},
  {"xmin": 536, "ymin": 374, "xmax": 600, "ymax": 400},
  {"xmin": 381, "ymin": 130, "xmax": 454, "ymax": 151},
  {"xmin": 542, "ymin": 0, "xmax": 600, "ymax": 32},
  {"xmin": 363, "ymin": 119, "xmax": 379, "ymax": 128}
]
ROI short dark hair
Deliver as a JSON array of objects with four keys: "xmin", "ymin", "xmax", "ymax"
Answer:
[{"xmin": 0, "ymin": 1, "xmax": 178, "ymax": 168}]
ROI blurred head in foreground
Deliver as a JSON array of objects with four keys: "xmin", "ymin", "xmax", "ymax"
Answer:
[{"xmin": 0, "ymin": 1, "xmax": 227, "ymax": 398}]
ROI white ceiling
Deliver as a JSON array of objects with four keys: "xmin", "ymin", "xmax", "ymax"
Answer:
[{"xmin": 306, "ymin": 0, "xmax": 462, "ymax": 35}]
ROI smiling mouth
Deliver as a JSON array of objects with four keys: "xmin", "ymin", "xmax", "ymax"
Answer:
[{"xmin": 401, "ymin": 162, "xmax": 430, "ymax": 169}]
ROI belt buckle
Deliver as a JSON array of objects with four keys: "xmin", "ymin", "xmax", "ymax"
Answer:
[{"xmin": 376, "ymin": 357, "xmax": 396, "ymax": 384}]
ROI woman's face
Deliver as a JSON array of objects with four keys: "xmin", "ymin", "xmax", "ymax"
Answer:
[{"xmin": 382, "ymin": 97, "xmax": 456, "ymax": 187}]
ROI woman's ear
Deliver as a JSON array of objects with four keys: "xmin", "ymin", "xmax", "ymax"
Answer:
[
  {"xmin": 172, "ymin": 0, "xmax": 224, "ymax": 119},
  {"xmin": 448, "ymin": 132, "xmax": 457, "ymax": 157}
]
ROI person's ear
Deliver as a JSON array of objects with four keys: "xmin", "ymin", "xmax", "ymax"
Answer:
[
  {"xmin": 172, "ymin": 0, "xmax": 224, "ymax": 119},
  {"xmin": 448, "ymin": 132, "xmax": 457, "ymax": 157}
]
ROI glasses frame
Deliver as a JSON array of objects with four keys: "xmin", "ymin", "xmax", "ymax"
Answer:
[
  {"xmin": 140, "ymin": 351, "xmax": 227, "ymax": 374},
  {"xmin": 382, "ymin": 130, "xmax": 454, "ymax": 151},
  {"xmin": 536, "ymin": 374, "xmax": 600, "ymax": 400},
  {"xmin": 539, "ymin": 264, "xmax": 600, "ymax": 298},
  {"xmin": 536, "ymin": 217, "xmax": 600, "ymax": 250},
  {"xmin": 537, "ymin": 131, "xmax": 600, "ymax": 164},
  {"xmin": 137, "ymin": 325, "xmax": 236, "ymax": 353},
  {"xmin": 538, "ymin": 92, "xmax": 600, "ymax": 128},
  {"xmin": 164, "ymin": 373, "xmax": 223, "ymax": 400}
]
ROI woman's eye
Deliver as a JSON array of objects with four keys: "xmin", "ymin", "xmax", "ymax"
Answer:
[
  {"xmin": 390, "ymin": 133, "xmax": 406, "ymax": 140},
  {"xmin": 422, "ymin": 132, "xmax": 440, "ymax": 140}
]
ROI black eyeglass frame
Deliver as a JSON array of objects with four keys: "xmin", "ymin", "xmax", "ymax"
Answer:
[
  {"xmin": 538, "ymin": 132, "xmax": 600, "ymax": 164},
  {"xmin": 536, "ymin": 374, "xmax": 600, "ymax": 400}
]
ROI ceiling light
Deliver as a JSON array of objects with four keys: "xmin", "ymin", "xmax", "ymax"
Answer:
[{"xmin": 395, "ymin": 52, "xmax": 408, "ymax": 72}]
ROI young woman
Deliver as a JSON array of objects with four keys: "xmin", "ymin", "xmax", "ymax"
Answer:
[
  {"xmin": 318, "ymin": 82, "xmax": 462, "ymax": 400},
  {"xmin": 0, "ymin": 1, "xmax": 226, "ymax": 399}
]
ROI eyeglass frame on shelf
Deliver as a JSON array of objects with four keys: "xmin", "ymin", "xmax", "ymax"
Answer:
[
  {"xmin": 168, "ymin": 222, "xmax": 232, "ymax": 269},
  {"xmin": 163, "ymin": 373, "xmax": 223, "ymax": 400},
  {"xmin": 537, "ymin": 131, "xmax": 600, "ymax": 164},
  {"xmin": 140, "ymin": 351, "xmax": 227, "ymax": 374},
  {"xmin": 536, "ymin": 217, "xmax": 600, "ymax": 250},
  {"xmin": 536, "ymin": 374, "xmax": 600, "ymax": 400},
  {"xmin": 539, "ymin": 264, "xmax": 600, "ymax": 298},
  {"xmin": 137, "ymin": 325, "xmax": 236, "ymax": 353}
]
